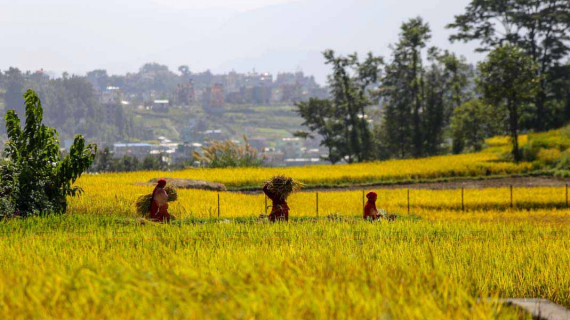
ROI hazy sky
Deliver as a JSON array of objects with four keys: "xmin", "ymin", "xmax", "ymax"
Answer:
[{"xmin": 0, "ymin": 0, "xmax": 481, "ymax": 84}]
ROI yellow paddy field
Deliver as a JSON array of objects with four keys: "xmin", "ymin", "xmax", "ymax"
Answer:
[
  {"xmin": 1, "ymin": 146, "xmax": 569, "ymax": 319},
  {"xmin": 89, "ymin": 150, "xmax": 531, "ymax": 189}
]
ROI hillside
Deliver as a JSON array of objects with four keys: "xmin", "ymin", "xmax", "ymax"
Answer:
[{"xmin": 131, "ymin": 104, "xmax": 303, "ymax": 145}]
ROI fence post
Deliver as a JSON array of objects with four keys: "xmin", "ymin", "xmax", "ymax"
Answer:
[
  {"xmin": 510, "ymin": 185, "xmax": 513, "ymax": 209},
  {"xmin": 316, "ymin": 192, "xmax": 319, "ymax": 217},
  {"xmin": 362, "ymin": 190, "xmax": 365, "ymax": 212},
  {"xmin": 217, "ymin": 192, "xmax": 220, "ymax": 218},
  {"xmin": 461, "ymin": 187, "xmax": 465, "ymax": 211},
  {"xmin": 265, "ymin": 195, "xmax": 268, "ymax": 215},
  {"xmin": 566, "ymin": 184, "xmax": 568, "ymax": 208},
  {"xmin": 407, "ymin": 189, "xmax": 410, "ymax": 215}
]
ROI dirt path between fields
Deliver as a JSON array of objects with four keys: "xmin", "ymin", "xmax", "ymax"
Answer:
[
  {"xmin": 236, "ymin": 176, "xmax": 570, "ymax": 194},
  {"xmin": 361, "ymin": 176, "xmax": 570, "ymax": 190}
]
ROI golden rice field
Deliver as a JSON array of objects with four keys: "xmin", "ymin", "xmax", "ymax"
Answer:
[
  {"xmin": 1, "ymin": 210, "xmax": 569, "ymax": 319},
  {"xmin": 70, "ymin": 166, "xmax": 570, "ymax": 220},
  {"xmin": 90, "ymin": 150, "xmax": 532, "ymax": 190},
  {"xmin": 3, "ymin": 143, "xmax": 570, "ymax": 319}
]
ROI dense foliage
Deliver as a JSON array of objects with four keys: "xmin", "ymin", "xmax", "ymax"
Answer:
[
  {"xmin": 0, "ymin": 90, "xmax": 96, "ymax": 217},
  {"xmin": 295, "ymin": 50, "xmax": 382, "ymax": 164},
  {"xmin": 450, "ymin": 100, "xmax": 503, "ymax": 153},
  {"xmin": 89, "ymin": 147, "xmax": 171, "ymax": 172},
  {"xmin": 448, "ymin": 0, "xmax": 570, "ymax": 131},
  {"xmin": 1, "ymin": 68, "xmax": 135, "ymax": 143},
  {"xmin": 478, "ymin": 44, "xmax": 540, "ymax": 162},
  {"xmin": 377, "ymin": 18, "xmax": 473, "ymax": 159},
  {"xmin": 294, "ymin": 2, "xmax": 570, "ymax": 164}
]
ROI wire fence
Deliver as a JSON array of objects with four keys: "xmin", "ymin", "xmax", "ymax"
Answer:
[{"xmin": 171, "ymin": 184, "xmax": 570, "ymax": 219}]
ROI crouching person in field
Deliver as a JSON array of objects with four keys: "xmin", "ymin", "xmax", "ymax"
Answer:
[
  {"xmin": 363, "ymin": 191, "xmax": 384, "ymax": 221},
  {"xmin": 149, "ymin": 178, "xmax": 173, "ymax": 222}
]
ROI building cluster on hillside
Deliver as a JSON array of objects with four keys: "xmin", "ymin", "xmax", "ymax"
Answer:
[
  {"xmin": 106, "ymin": 134, "xmax": 329, "ymax": 168},
  {"xmin": 83, "ymin": 67, "xmax": 330, "ymax": 167},
  {"xmin": 95, "ymin": 70, "xmax": 327, "ymax": 112},
  {"xmin": 200, "ymin": 70, "xmax": 327, "ymax": 109}
]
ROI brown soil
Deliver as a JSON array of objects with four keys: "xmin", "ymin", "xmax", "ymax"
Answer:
[
  {"xmin": 365, "ymin": 176, "xmax": 570, "ymax": 191},
  {"xmin": 138, "ymin": 178, "xmax": 227, "ymax": 191}
]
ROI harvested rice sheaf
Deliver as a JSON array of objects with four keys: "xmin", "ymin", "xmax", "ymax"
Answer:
[
  {"xmin": 135, "ymin": 186, "xmax": 178, "ymax": 215},
  {"xmin": 266, "ymin": 175, "xmax": 303, "ymax": 199},
  {"xmin": 165, "ymin": 186, "xmax": 178, "ymax": 202}
]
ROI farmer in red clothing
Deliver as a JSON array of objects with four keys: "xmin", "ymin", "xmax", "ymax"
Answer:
[
  {"xmin": 263, "ymin": 182, "xmax": 289, "ymax": 222},
  {"xmin": 149, "ymin": 178, "xmax": 173, "ymax": 222},
  {"xmin": 363, "ymin": 191, "xmax": 381, "ymax": 220}
]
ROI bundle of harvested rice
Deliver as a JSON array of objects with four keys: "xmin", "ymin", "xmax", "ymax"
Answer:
[
  {"xmin": 135, "ymin": 186, "xmax": 178, "ymax": 215},
  {"xmin": 266, "ymin": 175, "xmax": 303, "ymax": 199},
  {"xmin": 165, "ymin": 185, "xmax": 178, "ymax": 202}
]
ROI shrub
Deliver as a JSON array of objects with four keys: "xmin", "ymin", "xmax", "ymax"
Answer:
[
  {"xmin": 536, "ymin": 148, "xmax": 561, "ymax": 165},
  {"xmin": 0, "ymin": 90, "xmax": 97, "ymax": 218},
  {"xmin": 555, "ymin": 151, "xmax": 570, "ymax": 170},
  {"xmin": 193, "ymin": 136, "xmax": 262, "ymax": 168},
  {"xmin": 519, "ymin": 140, "xmax": 542, "ymax": 162},
  {"xmin": 520, "ymin": 136, "xmax": 566, "ymax": 162}
]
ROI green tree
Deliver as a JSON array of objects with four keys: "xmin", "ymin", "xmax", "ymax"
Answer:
[
  {"xmin": 379, "ymin": 17, "xmax": 430, "ymax": 158},
  {"xmin": 378, "ymin": 18, "xmax": 472, "ymax": 158},
  {"xmin": 378, "ymin": 59, "xmax": 412, "ymax": 159},
  {"xmin": 296, "ymin": 50, "xmax": 382, "ymax": 163},
  {"xmin": 450, "ymin": 99, "xmax": 504, "ymax": 153},
  {"xmin": 86, "ymin": 69, "xmax": 109, "ymax": 93},
  {"xmin": 119, "ymin": 155, "xmax": 140, "ymax": 172},
  {"xmin": 423, "ymin": 49, "xmax": 473, "ymax": 155},
  {"xmin": 91, "ymin": 146, "xmax": 113, "ymax": 172},
  {"xmin": 478, "ymin": 44, "xmax": 540, "ymax": 162},
  {"xmin": 178, "ymin": 65, "xmax": 191, "ymax": 80},
  {"xmin": 448, "ymin": 0, "xmax": 570, "ymax": 130},
  {"xmin": 0, "ymin": 90, "xmax": 96, "ymax": 217},
  {"xmin": 141, "ymin": 154, "xmax": 168, "ymax": 171},
  {"xmin": 3, "ymin": 68, "xmax": 25, "ymax": 116},
  {"xmin": 295, "ymin": 98, "xmax": 345, "ymax": 163},
  {"xmin": 402, "ymin": 17, "xmax": 431, "ymax": 157}
]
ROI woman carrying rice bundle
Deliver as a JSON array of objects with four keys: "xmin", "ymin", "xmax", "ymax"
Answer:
[
  {"xmin": 263, "ymin": 175, "xmax": 302, "ymax": 222},
  {"xmin": 149, "ymin": 178, "xmax": 173, "ymax": 222}
]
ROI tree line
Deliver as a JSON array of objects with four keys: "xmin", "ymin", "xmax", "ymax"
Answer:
[
  {"xmin": 296, "ymin": 0, "xmax": 570, "ymax": 164},
  {"xmin": 0, "ymin": 63, "xmax": 202, "ymax": 144},
  {"xmin": 0, "ymin": 68, "xmax": 136, "ymax": 143},
  {"xmin": 87, "ymin": 147, "xmax": 198, "ymax": 173}
]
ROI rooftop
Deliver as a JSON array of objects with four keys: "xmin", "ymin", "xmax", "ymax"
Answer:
[{"xmin": 113, "ymin": 143, "xmax": 152, "ymax": 147}]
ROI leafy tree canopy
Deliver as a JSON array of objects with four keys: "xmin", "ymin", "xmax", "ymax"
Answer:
[
  {"xmin": 478, "ymin": 44, "xmax": 540, "ymax": 162},
  {"xmin": 0, "ymin": 90, "xmax": 97, "ymax": 218}
]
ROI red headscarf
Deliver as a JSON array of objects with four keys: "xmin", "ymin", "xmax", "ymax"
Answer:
[{"xmin": 366, "ymin": 191, "xmax": 377, "ymax": 201}]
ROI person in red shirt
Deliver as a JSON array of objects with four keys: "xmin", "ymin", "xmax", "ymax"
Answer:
[
  {"xmin": 149, "ymin": 178, "xmax": 173, "ymax": 222},
  {"xmin": 363, "ymin": 191, "xmax": 380, "ymax": 220},
  {"xmin": 263, "ymin": 182, "xmax": 289, "ymax": 222}
]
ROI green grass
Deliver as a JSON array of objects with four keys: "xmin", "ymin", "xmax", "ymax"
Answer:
[{"xmin": 130, "ymin": 104, "xmax": 302, "ymax": 142}]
